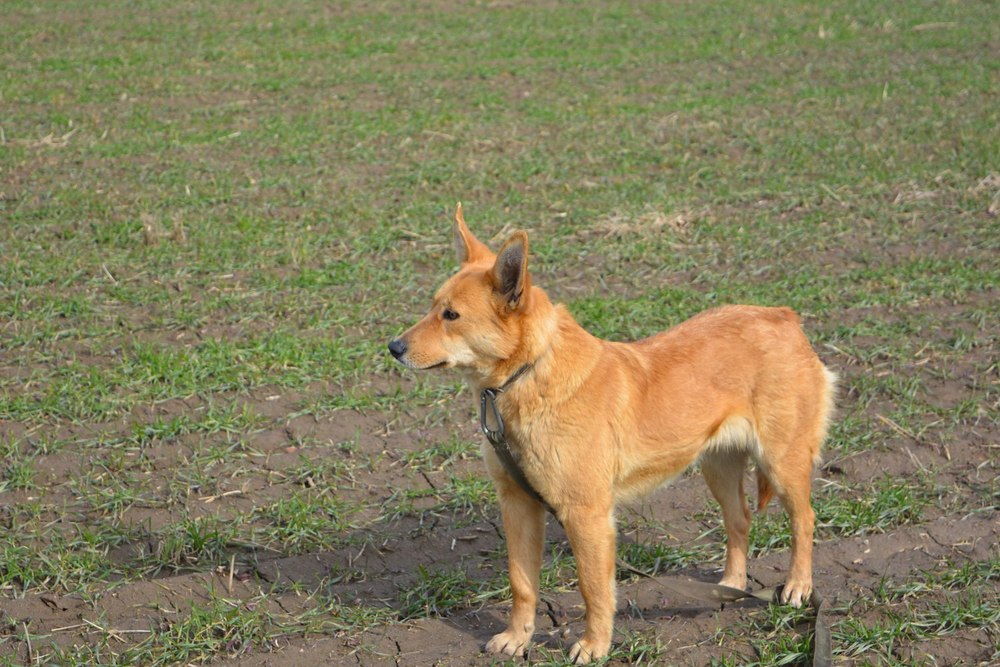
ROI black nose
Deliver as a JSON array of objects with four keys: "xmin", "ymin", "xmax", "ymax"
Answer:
[{"xmin": 388, "ymin": 339, "xmax": 407, "ymax": 360}]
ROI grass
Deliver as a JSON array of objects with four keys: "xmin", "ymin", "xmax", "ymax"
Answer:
[
  {"xmin": 0, "ymin": 439, "xmax": 37, "ymax": 491},
  {"xmin": 620, "ymin": 472, "xmax": 938, "ymax": 576},
  {"xmin": 837, "ymin": 586, "xmax": 1000, "ymax": 664},
  {"xmin": 1, "ymin": 0, "xmax": 997, "ymax": 663},
  {"xmin": 617, "ymin": 537, "xmax": 720, "ymax": 577},
  {"xmin": 144, "ymin": 515, "xmax": 240, "ymax": 575},
  {"xmin": 251, "ymin": 492, "xmax": 356, "ymax": 554},
  {"xmin": 397, "ymin": 564, "xmax": 483, "ymax": 621},
  {"xmin": 710, "ymin": 602, "xmax": 819, "ymax": 667},
  {"xmin": 46, "ymin": 596, "xmax": 286, "ymax": 666},
  {"xmin": 709, "ymin": 559, "xmax": 1000, "ymax": 667}
]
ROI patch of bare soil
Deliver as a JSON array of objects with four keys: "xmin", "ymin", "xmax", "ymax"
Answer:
[
  {"xmin": 2, "ymin": 218, "xmax": 997, "ymax": 667},
  {"xmin": 4, "ymin": 435, "xmax": 993, "ymax": 667},
  {"xmin": 3, "ymin": 287, "xmax": 998, "ymax": 666}
]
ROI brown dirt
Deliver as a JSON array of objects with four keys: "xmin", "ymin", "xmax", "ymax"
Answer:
[
  {"xmin": 1, "ymin": 229, "xmax": 997, "ymax": 665},
  {"xmin": 2, "ymin": 374, "xmax": 996, "ymax": 666},
  {"xmin": 2, "ymin": 239, "xmax": 998, "ymax": 665}
]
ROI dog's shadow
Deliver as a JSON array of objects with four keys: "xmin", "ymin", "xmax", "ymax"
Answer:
[{"xmin": 247, "ymin": 513, "xmax": 758, "ymax": 661}]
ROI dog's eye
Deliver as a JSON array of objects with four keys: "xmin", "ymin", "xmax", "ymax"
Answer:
[{"xmin": 442, "ymin": 308, "xmax": 460, "ymax": 321}]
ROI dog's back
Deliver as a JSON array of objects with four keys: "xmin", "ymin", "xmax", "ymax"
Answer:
[{"xmin": 571, "ymin": 305, "xmax": 834, "ymax": 503}]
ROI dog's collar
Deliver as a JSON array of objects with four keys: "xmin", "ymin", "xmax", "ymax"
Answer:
[
  {"xmin": 492, "ymin": 362, "xmax": 533, "ymax": 394},
  {"xmin": 479, "ymin": 363, "xmax": 532, "ymax": 442},
  {"xmin": 479, "ymin": 363, "xmax": 555, "ymax": 515}
]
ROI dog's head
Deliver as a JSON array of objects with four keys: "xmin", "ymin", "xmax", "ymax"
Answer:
[{"xmin": 388, "ymin": 203, "xmax": 534, "ymax": 377}]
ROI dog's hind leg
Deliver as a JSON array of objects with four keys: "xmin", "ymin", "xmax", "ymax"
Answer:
[
  {"xmin": 755, "ymin": 365, "xmax": 833, "ymax": 607},
  {"xmin": 485, "ymin": 479, "xmax": 546, "ymax": 658},
  {"xmin": 701, "ymin": 449, "xmax": 751, "ymax": 590},
  {"xmin": 772, "ymin": 469, "xmax": 815, "ymax": 606},
  {"xmin": 757, "ymin": 442, "xmax": 817, "ymax": 607}
]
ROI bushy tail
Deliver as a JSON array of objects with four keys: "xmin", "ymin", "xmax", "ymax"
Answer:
[{"xmin": 756, "ymin": 468, "xmax": 774, "ymax": 511}]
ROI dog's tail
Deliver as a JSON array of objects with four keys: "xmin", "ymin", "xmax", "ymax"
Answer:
[{"xmin": 755, "ymin": 468, "xmax": 774, "ymax": 511}]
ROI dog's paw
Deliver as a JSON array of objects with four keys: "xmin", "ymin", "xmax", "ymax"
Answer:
[
  {"xmin": 780, "ymin": 578, "xmax": 813, "ymax": 607},
  {"xmin": 568, "ymin": 638, "xmax": 610, "ymax": 665},
  {"xmin": 486, "ymin": 628, "xmax": 531, "ymax": 657}
]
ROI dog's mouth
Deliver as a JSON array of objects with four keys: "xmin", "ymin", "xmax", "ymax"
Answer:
[
  {"xmin": 394, "ymin": 357, "xmax": 449, "ymax": 371},
  {"xmin": 386, "ymin": 340, "xmax": 450, "ymax": 371}
]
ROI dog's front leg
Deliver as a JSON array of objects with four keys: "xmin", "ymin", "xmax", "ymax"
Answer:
[
  {"xmin": 485, "ymin": 478, "xmax": 546, "ymax": 658},
  {"xmin": 563, "ymin": 503, "xmax": 616, "ymax": 664}
]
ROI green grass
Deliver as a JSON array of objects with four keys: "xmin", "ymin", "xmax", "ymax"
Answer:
[
  {"xmin": 46, "ymin": 595, "xmax": 303, "ymax": 666},
  {"xmin": 0, "ymin": 438, "xmax": 37, "ymax": 491},
  {"xmin": 397, "ymin": 564, "xmax": 483, "ymax": 621},
  {"xmin": 709, "ymin": 558, "xmax": 1000, "ymax": 666},
  {"xmin": 251, "ymin": 492, "xmax": 357, "ymax": 554},
  {"xmin": 749, "ymin": 473, "xmax": 935, "ymax": 554},
  {"xmin": 402, "ymin": 435, "xmax": 479, "ymax": 472},
  {"xmin": 1, "ymin": 0, "xmax": 997, "ymax": 663},
  {"xmin": 837, "ymin": 588, "xmax": 1000, "ymax": 664},
  {"xmin": 618, "ymin": 537, "xmax": 721, "ymax": 576},
  {"xmin": 711, "ymin": 602, "xmax": 819, "ymax": 667},
  {"xmin": 143, "ymin": 515, "xmax": 241, "ymax": 575}
]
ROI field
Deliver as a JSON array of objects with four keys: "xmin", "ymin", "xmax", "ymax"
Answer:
[{"xmin": 1, "ymin": 0, "xmax": 997, "ymax": 664}]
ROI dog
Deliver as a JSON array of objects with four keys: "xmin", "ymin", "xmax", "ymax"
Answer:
[{"xmin": 388, "ymin": 204, "xmax": 836, "ymax": 664}]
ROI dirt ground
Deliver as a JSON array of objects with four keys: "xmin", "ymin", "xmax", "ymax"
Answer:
[{"xmin": 2, "ymin": 294, "xmax": 997, "ymax": 665}]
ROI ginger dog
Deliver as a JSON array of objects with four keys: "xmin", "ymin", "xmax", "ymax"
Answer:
[{"xmin": 388, "ymin": 204, "xmax": 836, "ymax": 664}]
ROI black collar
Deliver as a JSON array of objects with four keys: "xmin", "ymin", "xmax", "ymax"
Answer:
[
  {"xmin": 478, "ymin": 363, "xmax": 555, "ymax": 514},
  {"xmin": 479, "ymin": 363, "xmax": 532, "ymax": 445},
  {"xmin": 494, "ymin": 363, "xmax": 533, "ymax": 393}
]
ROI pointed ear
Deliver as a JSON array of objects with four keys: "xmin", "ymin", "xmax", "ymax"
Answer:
[
  {"xmin": 491, "ymin": 231, "xmax": 530, "ymax": 309},
  {"xmin": 452, "ymin": 202, "xmax": 491, "ymax": 265}
]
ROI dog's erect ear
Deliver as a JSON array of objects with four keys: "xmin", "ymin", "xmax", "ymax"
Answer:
[
  {"xmin": 491, "ymin": 231, "xmax": 530, "ymax": 309},
  {"xmin": 453, "ymin": 202, "xmax": 491, "ymax": 265}
]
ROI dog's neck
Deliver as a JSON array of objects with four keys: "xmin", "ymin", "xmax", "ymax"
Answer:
[{"xmin": 477, "ymin": 292, "xmax": 603, "ymax": 408}]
